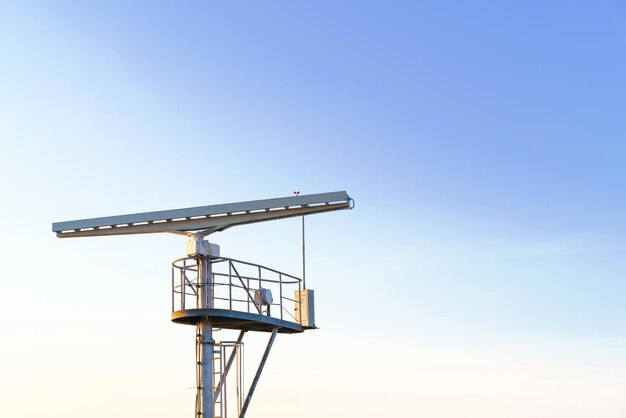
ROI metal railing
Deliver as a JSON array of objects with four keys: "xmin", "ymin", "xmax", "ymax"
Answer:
[{"xmin": 172, "ymin": 256, "xmax": 302, "ymax": 324}]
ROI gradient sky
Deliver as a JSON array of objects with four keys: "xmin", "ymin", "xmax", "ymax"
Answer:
[{"xmin": 2, "ymin": 2, "xmax": 626, "ymax": 417}]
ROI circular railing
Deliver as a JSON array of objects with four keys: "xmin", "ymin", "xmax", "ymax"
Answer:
[{"xmin": 172, "ymin": 256, "xmax": 303, "ymax": 324}]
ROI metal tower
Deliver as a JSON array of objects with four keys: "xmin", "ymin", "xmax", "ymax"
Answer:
[{"xmin": 52, "ymin": 191, "xmax": 353, "ymax": 418}]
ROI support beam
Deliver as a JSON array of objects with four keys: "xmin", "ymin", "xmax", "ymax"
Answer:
[
  {"xmin": 239, "ymin": 327, "xmax": 279, "ymax": 418},
  {"xmin": 213, "ymin": 330, "xmax": 246, "ymax": 403}
]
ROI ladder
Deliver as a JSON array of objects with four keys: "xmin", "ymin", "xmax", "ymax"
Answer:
[
  {"xmin": 211, "ymin": 337, "xmax": 245, "ymax": 418},
  {"xmin": 213, "ymin": 346, "xmax": 224, "ymax": 418}
]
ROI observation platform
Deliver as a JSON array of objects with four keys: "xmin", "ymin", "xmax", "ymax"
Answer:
[
  {"xmin": 172, "ymin": 308, "xmax": 307, "ymax": 333},
  {"xmin": 171, "ymin": 256, "xmax": 313, "ymax": 334}
]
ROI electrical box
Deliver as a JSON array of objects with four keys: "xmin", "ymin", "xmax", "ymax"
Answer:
[
  {"xmin": 294, "ymin": 289, "xmax": 315, "ymax": 327},
  {"xmin": 254, "ymin": 288, "xmax": 273, "ymax": 306},
  {"xmin": 186, "ymin": 239, "xmax": 220, "ymax": 257}
]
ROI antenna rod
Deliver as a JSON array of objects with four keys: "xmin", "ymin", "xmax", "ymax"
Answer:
[{"xmin": 302, "ymin": 214, "xmax": 306, "ymax": 289}]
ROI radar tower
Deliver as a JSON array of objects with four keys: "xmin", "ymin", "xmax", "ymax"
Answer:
[{"xmin": 52, "ymin": 191, "xmax": 353, "ymax": 418}]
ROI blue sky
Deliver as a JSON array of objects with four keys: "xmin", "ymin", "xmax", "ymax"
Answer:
[{"xmin": 2, "ymin": 2, "xmax": 626, "ymax": 417}]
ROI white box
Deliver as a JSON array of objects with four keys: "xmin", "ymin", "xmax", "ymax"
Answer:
[
  {"xmin": 186, "ymin": 239, "xmax": 220, "ymax": 257},
  {"xmin": 294, "ymin": 289, "xmax": 315, "ymax": 327}
]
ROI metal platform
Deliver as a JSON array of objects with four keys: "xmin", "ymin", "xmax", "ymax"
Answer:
[
  {"xmin": 172, "ymin": 256, "xmax": 313, "ymax": 332},
  {"xmin": 171, "ymin": 308, "xmax": 307, "ymax": 333}
]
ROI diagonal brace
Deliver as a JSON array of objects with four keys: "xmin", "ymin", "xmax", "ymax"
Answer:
[
  {"xmin": 213, "ymin": 330, "xmax": 246, "ymax": 402},
  {"xmin": 239, "ymin": 327, "xmax": 279, "ymax": 418},
  {"xmin": 230, "ymin": 261, "xmax": 262, "ymax": 314}
]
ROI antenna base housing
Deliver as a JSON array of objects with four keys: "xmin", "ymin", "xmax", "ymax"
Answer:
[{"xmin": 186, "ymin": 238, "xmax": 220, "ymax": 257}]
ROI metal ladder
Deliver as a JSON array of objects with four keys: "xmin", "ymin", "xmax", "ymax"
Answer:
[
  {"xmin": 213, "ymin": 346, "xmax": 224, "ymax": 418},
  {"xmin": 211, "ymin": 337, "xmax": 246, "ymax": 418}
]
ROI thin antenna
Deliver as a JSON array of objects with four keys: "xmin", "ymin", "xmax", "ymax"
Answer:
[
  {"xmin": 302, "ymin": 213, "xmax": 306, "ymax": 289},
  {"xmin": 294, "ymin": 191, "xmax": 306, "ymax": 289}
]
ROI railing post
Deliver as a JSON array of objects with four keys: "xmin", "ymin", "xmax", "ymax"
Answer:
[
  {"xmin": 298, "ymin": 278, "xmax": 302, "ymax": 325},
  {"xmin": 181, "ymin": 260, "xmax": 186, "ymax": 310},
  {"xmin": 228, "ymin": 261, "xmax": 233, "ymax": 311},
  {"xmin": 171, "ymin": 266, "xmax": 175, "ymax": 312},
  {"xmin": 247, "ymin": 277, "xmax": 250, "ymax": 313},
  {"xmin": 279, "ymin": 273, "xmax": 283, "ymax": 320},
  {"xmin": 209, "ymin": 261, "xmax": 213, "ymax": 309}
]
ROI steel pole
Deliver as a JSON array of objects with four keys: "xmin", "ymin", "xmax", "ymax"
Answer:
[
  {"xmin": 198, "ymin": 256, "xmax": 214, "ymax": 418},
  {"xmin": 301, "ymin": 215, "xmax": 306, "ymax": 289}
]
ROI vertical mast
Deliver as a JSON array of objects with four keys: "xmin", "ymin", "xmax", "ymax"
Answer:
[{"xmin": 197, "ymin": 256, "xmax": 214, "ymax": 418}]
